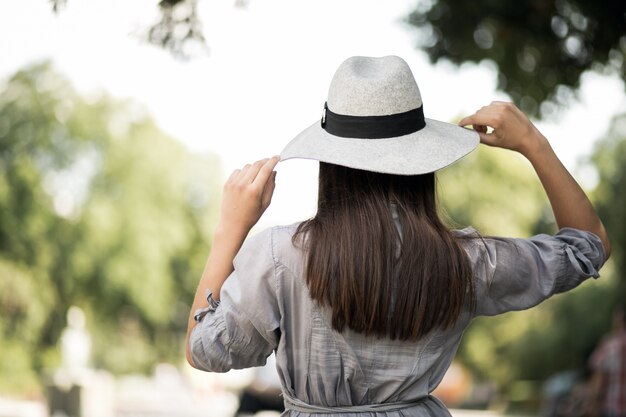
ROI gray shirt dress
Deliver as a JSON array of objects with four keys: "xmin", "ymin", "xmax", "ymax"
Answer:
[{"xmin": 190, "ymin": 223, "xmax": 606, "ymax": 416}]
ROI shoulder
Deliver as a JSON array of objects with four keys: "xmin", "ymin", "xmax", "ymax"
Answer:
[
  {"xmin": 268, "ymin": 222, "xmax": 302, "ymax": 246},
  {"xmin": 238, "ymin": 222, "xmax": 301, "ymax": 250},
  {"xmin": 238, "ymin": 222, "xmax": 305, "ymax": 267},
  {"xmin": 452, "ymin": 226, "xmax": 491, "ymax": 265}
]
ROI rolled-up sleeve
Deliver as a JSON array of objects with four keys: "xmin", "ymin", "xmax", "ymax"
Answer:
[
  {"xmin": 471, "ymin": 227, "xmax": 606, "ymax": 317},
  {"xmin": 190, "ymin": 228, "xmax": 280, "ymax": 372}
]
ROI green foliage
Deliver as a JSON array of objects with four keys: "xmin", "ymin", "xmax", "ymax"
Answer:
[
  {"xmin": 0, "ymin": 62, "xmax": 220, "ymax": 391},
  {"xmin": 410, "ymin": 0, "xmax": 626, "ymax": 396},
  {"xmin": 408, "ymin": 0, "xmax": 626, "ymax": 116},
  {"xmin": 439, "ymin": 146, "xmax": 549, "ymax": 236},
  {"xmin": 592, "ymin": 112, "xmax": 626, "ymax": 299}
]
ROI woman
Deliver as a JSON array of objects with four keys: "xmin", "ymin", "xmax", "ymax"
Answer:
[{"xmin": 185, "ymin": 56, "xmax": 610, "ymax": 416}]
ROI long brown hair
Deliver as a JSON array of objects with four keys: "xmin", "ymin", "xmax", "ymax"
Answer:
[{"xmin": 294, "ymin": 162, "xmax": 474, "ymax": 341}]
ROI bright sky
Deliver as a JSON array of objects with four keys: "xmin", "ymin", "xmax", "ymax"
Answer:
[{"xmin": 1, "ymin": 0, "xmax": 624, "ymax": 228}]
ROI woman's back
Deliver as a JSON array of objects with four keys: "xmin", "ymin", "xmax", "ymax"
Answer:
[
  {"xmin": 190, "ymin": 221, "xmax": 604, "ymax": 416},
  {"xmin": 295, "ymin": 164, "xmax": 473, "ymax": 343},
  {"xmin": 271, "ymin": 222, "xmax": 473, "ymax": 415}
]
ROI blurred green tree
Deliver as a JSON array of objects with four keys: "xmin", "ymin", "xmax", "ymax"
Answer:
[
  {"xmin": 439, "ymin": 146, "xmax": 547, "ymax": 237},
  {"xmin": 408, "ymin": 0, "xmax": 625, "ymax": 402},
  {"xmin": 408, "ymin": 0, "xmax": 626, "ymax": 116},
  {"xmin": 592, "ymin": 112, "xmax": 626, "ymax": 298},
  {"xmin": 0, "ymin": 62, "xmax": 220, "ymax": 392}
]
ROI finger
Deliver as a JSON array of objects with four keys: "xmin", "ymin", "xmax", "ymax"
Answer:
[
  {"xmin": 457, "ymin": 115, "xmax": 473, "ymax": 127},
  {"xmin": 261, "ymin": 171, "xmax": 277, "ymax": 208},
  {"xmin": 459, "ymin": 112, "xmax": 494, "ymax": 127},
  {"xmin": 252, "ymin": 156, "xmax": 280, "ymax": 189},
  {"xmin": 458, "ymin": 114, "xmax": 489, "ymax": 127},
  {"xmin": 459, "ymin": 111, "xmax": 500, "ymax": 129},
  {"xmin": 478, "ymin": 131, "xmax": 499, "ymax": 147},
  {"xmin": 226, "ymin": 168, "xmax": 241, "ymax": 184},
  {"xmin": 240, "ymin": 159, "xmax": 268, "ymax": 184}
]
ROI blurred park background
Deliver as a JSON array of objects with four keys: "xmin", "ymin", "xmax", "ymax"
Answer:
[{"xmin": 0, "ymin": 0, "xmax": 625, "ymax": 416}]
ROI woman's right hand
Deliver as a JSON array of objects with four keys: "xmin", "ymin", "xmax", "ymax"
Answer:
[
  {"xmin": 458, "ymin": 101, "xmax": 548, "ymax": 157},
  {"xmin": 219, "ymin": 156, "xmax": 280, "ymax": 233}
]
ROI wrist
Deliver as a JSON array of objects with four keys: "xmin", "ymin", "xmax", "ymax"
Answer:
[
  {"xmin": 520, "ymin": 132, "xmax": 551, "ymax": 162},
  {"xmin": 214, "ymin": 219, "xmax": 250, "ymax": 244}
]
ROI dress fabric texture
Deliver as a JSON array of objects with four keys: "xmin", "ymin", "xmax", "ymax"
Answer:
[{"xmin": 190, "ymin": 223, "xmax": 606, "ymax": 417}]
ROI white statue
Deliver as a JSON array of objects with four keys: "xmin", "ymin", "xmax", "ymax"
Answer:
[{"xmin": 59, "ymin": 306, "xmax": 91, "ymax": 377}]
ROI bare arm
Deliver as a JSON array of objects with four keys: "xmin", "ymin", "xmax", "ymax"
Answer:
[
  {"xmin": 459, "ymin": 102, "xmax": 611, "ymax": 257},
  {"xmin": 185, "ymin": 156, "xmax": 280, "ymax": 367}
]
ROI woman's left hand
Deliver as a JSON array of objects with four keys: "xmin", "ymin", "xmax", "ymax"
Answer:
[
  {"xmin": 458, "ymin": 101, "xmax": 546, "ymax": 158},
  {"xmin": 218, "ymin": 156, "xmax": 280, "ymax": 233}
]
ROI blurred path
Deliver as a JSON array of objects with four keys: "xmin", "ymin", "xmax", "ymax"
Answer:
[{"xmin": 450, "ymin": 410, "xmax": 506, "ymax": 417}]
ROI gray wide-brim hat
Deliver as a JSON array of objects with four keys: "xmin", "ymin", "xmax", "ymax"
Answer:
[{"xmin": 281, "ymin": 56, "xmax": 479, "ymax": 175}]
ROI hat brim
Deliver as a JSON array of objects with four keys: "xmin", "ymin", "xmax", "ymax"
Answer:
[{"xmin": 281, "ymin": 118, "xmax": 479, "ymax": 175}]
